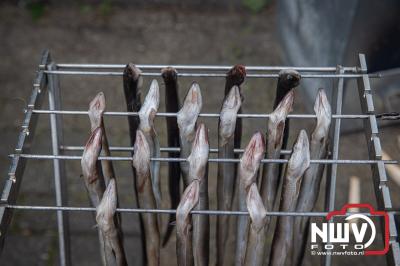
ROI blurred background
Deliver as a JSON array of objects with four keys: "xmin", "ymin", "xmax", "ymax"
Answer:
[{"xmin": 1, "ymin": 0, "xmax": 400, "ymax": 265}]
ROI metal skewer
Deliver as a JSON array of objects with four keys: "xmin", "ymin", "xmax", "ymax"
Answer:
[{"xmin": 8, "ymin": 153, "xmax": 399, "ymax": 164}]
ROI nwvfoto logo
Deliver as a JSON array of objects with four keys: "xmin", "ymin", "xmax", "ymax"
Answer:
[
  {"xmin": 310, "ymin": 204, "xmax": 389, "ymax": 256},
  {"xmin": 311, "ymin": 214, "xmax": 376, "ymax": 247}
]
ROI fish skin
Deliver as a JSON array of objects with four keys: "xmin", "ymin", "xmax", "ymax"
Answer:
[
  {"xmin": 161, "ymin": 67, "xmax": 181, "ymax": 246},
  {"xmin": 81, "ymin": 127, "xmax": 108, "ymax": 265},
  {"xmin": 244, "ymin": 183, "xmax": 268, "ymax": 266},
  {"xmin": 176, "ymin": 124, "xmax": 209, "ymax": 266},
  {"xmin": 139, "ymin": 79, "xmax": 161, "ymax": 209},
  {"xmin": 187, "ymin": 124, "xmax": 209, "ymax": 182},
  {"xmin": 273, "ymin": 70, "xmax": 301, "ymax": 109},
  {"xmin": 176, "ymin": 180, "xmax": 199, "ymax": 266},
  {"xmin": 274, "ymin": 70, "xmax": 301, "ymax": 186},
  {"xmin": 88, "ymin": 92, "xmax": 106, "ymax": 131},
  {"xmin": 88, "ymin": 92, "xmax": 115, "ymax": 185},
  {"xmin": 225, "ymin": 65, "xmax": 246, "ymax": 95},
  {"xmin": 217, "ymin": 85, "xmax": 242, "ymax": 266},
  {"xmin": 188, "ymin": 124, "xmax": 210, "ymax": 266},
  {"xmin": 177, "ymin": 83, "xmax": 203, "ymax": 187},
  {"xmin": 224, "ymin": 66, "xmax": 246, "ymax": 266},
  {"xmin": 235, "ymin": 132, "xmax": 265, "ymax": 266},
  {"xmin": 292, "ymin": 89, "xmax": 331, "ymax": 266},
  {"xmin": 96, "ymin": 179, "xmax": 128, "ymax": 266},
  {"xmin": 269, "ymin": 130, "xmax": 310, "ymax": 266},
  {"xmin": 260, "ymin": 90, "xmax": 294, "ymax": 212},
  {"xmin": 224, "ymin": 65, "xmax": 246, "ymax": 164},
  {"xmin": 123, "ymin": 63, "xmax": 143, "ymax": 147},
  {"xmin": 81, "ymin": 127, "xmax": 106, "ymax": 207},
  {"xmin": 132, "ymin": 130, "xmax": 160, "ymax": 266},
  {"xmin": 123, "ymin": 63, "xmax": 146, "ymax": 264},
  {"xmin": 88, "ymin": 92, "xmax": 124, "ymax": 240}
]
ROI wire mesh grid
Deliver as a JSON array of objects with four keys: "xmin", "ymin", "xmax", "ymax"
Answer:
[{"xmin": 0, "ymin": 50, "xmax": 399, "ymax": 265}]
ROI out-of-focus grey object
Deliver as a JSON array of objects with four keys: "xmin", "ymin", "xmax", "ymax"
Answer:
[{"xmin": 278, "ymin": 0, "xmax": 400, "ymax": 130}]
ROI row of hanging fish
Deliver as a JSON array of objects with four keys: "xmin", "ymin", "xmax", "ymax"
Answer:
[{"xmin": 80, "ymin": 64, "xmax": 332, "ymax": 266}]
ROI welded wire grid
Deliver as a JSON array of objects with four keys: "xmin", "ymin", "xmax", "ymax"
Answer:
[{"xmin": 1, "ymin": 50, "xmax": 399, "ymax": 266}]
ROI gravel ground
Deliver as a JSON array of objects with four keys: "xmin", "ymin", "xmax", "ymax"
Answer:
[{"xmin": 0, "ymin": 3, "xmax": 399, "ymax": 266}]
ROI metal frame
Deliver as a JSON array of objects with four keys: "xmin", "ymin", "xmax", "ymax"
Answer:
[
  {"xmin": 6, "ymin": 153, "xmax": 398, "ymax": 165},
  {"xmin": 42, "ymin": 70, "xmax": 380, "ymax": 78},
  {"xmin": 356, "ymin": 54, "xmax": 400, "ymax": 266},
  {"xmin": 0, "ymin": 51, "xmax": 399, "ymax": 265},
  {"xmin": 30, "ymin": 109, "xmax": 373, "ymax": 119},
  {"xmin": 47, "ymin": 60, "xmax": 71, "ymax": 266},
  {"xmin": 323, "ymin": 66, "xmax": 345, "ymax": 266},
  {"xmin": 0, "ymin": 50, "xmax": 50, "ymax": 252}
]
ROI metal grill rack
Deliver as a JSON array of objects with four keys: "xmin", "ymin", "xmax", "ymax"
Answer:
[{"xmin": 1, "ymin": 50, "xmax": 399, "ymax": 266}]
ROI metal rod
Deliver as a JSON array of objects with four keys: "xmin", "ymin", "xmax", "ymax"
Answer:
[
  {"xmin": 47, "ymin": 62, "xmax": 71, "ymax": 266},
  {"xmin": 327, "ymin": 67, "xmax": 344, "ymax": 211},
  {"xmin": 31, "ymin": 109, "xmax": 370, "ymax": 119},
  {"xmin": 324, "ymin": 66, "xmax": 345, "ymax": 266},
  {"xmin": 8, "ymin": 154, "xmax": 399, "ymax": 164},
  {"xmin": 43, "ymin": 70, "xmax": 379, "ymax": 78},
  {"xmin": 50, "ymin": 64, "xmax": 358, "ymax": 72},
  {"xmin": 59, "ymin": 145, "xmax": 293, "ymax": 155},
  {"xmin": 4, "ymin": 204, "xmax": 393, "ymax": 217}
]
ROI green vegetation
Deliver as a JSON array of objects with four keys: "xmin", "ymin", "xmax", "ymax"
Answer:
[
  {"xmin": 99, "ymin": 0, "xmax": 113, "ymax": 17},
  {"xmin": 242, "ymin": 0, "xmax": 269, "ymax": 13},
  {"xmin": 26, "ymin": 1, "xmax": 46, "ymax": 21}
]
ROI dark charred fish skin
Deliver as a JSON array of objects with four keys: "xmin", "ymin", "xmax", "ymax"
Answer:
[
  {"xmin": 274, "ymin": 70, "xmax": 301, "ymax": 179},
  {"xmin": 224, "ymin": 65, "xmax": 246, "ymax": 161},
  {"xmin": 244, "ymin": 183, "xmax": 268, "ymax": 266},
  {"xmin": 235, "ymin": 132, "xmax": 265, "ymax": 266},
  {"xmin": 123, "ymin": 63, "xmax": 143, "ymax": 148},
  {"xmin": 225, "ymin": 65, "xmax": 246, "ymax": 95},
  {"xmin": 132, "ymin": 130, "xmax": 160, "ymax": 266},
  {"xmin": 176, "ymin": 124, "xmax": 209, "ymax": 266},
  {"xmin": 161, "ymin": 67, "xmax": 181, "ymax": 246},
  {"xmin": 260, "ymin": 90, "xmax": 294, "ymax": 213},
  {"xmin": 96, "ymin": 179, "xmax": 128, "ymax": 266},
  {"xmin": 292, "ymin": 89, "xmax": 331, "ymax": 266},
  {"xmin": 177, "ymin": 83, "xmax": 203, "ymax": 187},
  {"xmin": 122, "ymin": 63, "xmax": 146, "ymax": 265},
  {"xmin": 188, "ymin": 124, "xmax": 210, "ymax": 266},
  {"xmin": 217, "ymin": 85, "xmax": 242, "ymax": 266},
  {"xmin": 273, "ymin": 70, "xmax": 301, "ymax": 109},
  {"xmin": 269, "ymin": 130, "xmax": 310, "ymax": 266}
]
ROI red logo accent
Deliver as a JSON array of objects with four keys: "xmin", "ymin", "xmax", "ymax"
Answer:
[{"xmin": 326, "ymin": 203, "xmax": 389, "ymax": 256}]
